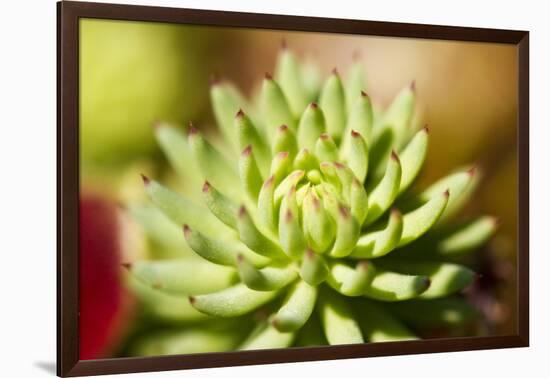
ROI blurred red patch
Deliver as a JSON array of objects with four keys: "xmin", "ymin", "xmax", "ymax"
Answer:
[{"xmin": 79, "ymin": 195, "xmax": 132, "ymax": 359}]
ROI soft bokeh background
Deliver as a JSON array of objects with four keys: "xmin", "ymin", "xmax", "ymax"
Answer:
[{"xmin": 79, "ymin": 18, "xmax": 518, "ymax": 359}]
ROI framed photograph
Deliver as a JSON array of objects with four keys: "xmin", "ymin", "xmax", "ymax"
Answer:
[{"xmin": 57, "ymin": 1, "xmax": 529, "ymax": 376}]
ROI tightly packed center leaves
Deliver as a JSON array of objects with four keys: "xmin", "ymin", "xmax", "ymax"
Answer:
[{"xmin": 127, "ymin": 47, "xmax": 498, "ymax": 352}]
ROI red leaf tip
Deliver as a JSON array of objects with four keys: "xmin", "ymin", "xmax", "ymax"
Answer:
[
  {"xmin": 285, "ymin": 209, "xmax": 294, "ymax": 223},
  {"xmin": 390, "ymin": 150, "xmax": 399, "ymax": 161},
  {"xmin": 140, "ymin": 174, "xmax": 150, "ymax": 185},
  {"xmin": 443, "ymin": 189, "xmax": 451, "ymax": 198},
  {"xmin": 202, "ymin": 181, "xmax": 211, "ymax": 193},
  {"xmin": 188, "ymin": 296, "xmax": 196, "ymax": 304},
  {"xmin": 264, "ymin": 175, "xmax": 275, "ymax": 188},
  {"xmin": 351, "ymin": 129, "xmax": 361, "ymax": 138},
  {"xmin": 238, "ymin": 206, "xmax": 248, "ymax": 217},
  {"xmin": 277, "ymin": 151, "xmax": 290, "ymax": 159},
  {"xmin": 265, "ymin": 72, "xmax": 273, "ymax": 80},
  {"xmin": 187, "ymin": 122, "xmax": 199, "ymax": 135},
  {"xmin": 242, "ymin": 145, "xmax": 253, "ymax": 156},
  {"xmin": 121, "ymin": 263, "xmax": 132, "ymax": 270},
  {"xmin": 209, "ymin": 73, "xmax": 221, "ymax": 86},
  {"xmin": 410, "ymin": 80, "xmax": 416, "ymax": 91},
  {"xmin": 183, "ymin": 224, "xmax": 191, "ymax": 237},
  {"xmin": 310, "ymin": 102, "xmax": 318, "ymax": 109},
  {"xmin": 152, "ymin": 120, "xmax": 162, "ymax": 130},
  {"xmin": 390, "ymin": 208, "xmax": 402, "ymax": 217},
  {"xmin": 235, "ymin": 108, "xmax": 245, "ymax": 118},
  {"xmin": 338, "ymin": 204, "xmax": 350, "ymax": 218}
]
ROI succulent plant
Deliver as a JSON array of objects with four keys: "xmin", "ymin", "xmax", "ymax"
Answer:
[{"xmin": 124, "ymin": 46, "xmax": 498, "ymax": 355}]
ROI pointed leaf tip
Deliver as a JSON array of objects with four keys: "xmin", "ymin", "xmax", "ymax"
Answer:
[
  {"xmin": 121, "ymin": 263, "xmax": 132, "ymax": 270},
  {"xmin": 265, "ymin": 72, "xmax": 273, "ymax": 80},
  {"xmin": 285, "ymin": 209, "xmax": 294, "ymax": 223},
  {"xmin": 391, "ymin": 150, "xmax": 399, "ymax": 161},
  {"xmin": 209, "ymin": 73, "xmax": 220, "ymax": 86},
  {"xmin": 351, "ymin": 129, "xmax": 361, "ymax": 138},
  {"xmin": 202, "ymin": 181, "xmax": 211, "ymax": 193},
  {"xmin": 338, "ymin": 204, "xmax": 350, "ymax": 218},
  {"xmin": 238, "ymin": 205, "xmax": 247, "ymax": 217},
  {"xmin": 187, "ymin": 122, "xmax": 199, "ymax": 135},
  {"xmin": 235, "ymin": 108, "xmax": 245, "ymax": 118},
  {"xmin": 281, "ymin": 38, "xmax": 287, "ymax": 50},
  {"xmin": 360, "ymin": 90, "xmax": 368, "ymax": 98},
  {"xmin": 390, "ymin": 208, "xmax": 402, "ymax": 217},
  {"xmin": 264, "ymin": 175, "xmax": 275, "ymax": 188},
  {"xmin": 410, "ymin": 80, "xmax": 416, "ymax": 91},
  {"xmin": 422, "ymin": 125, "xmax": 429, "ymax": 133},
  {"xmin": 188, "ymin": 295, "xmax": 196, "ymax": 304},
  {"xmin": 331, "ymin": 67, "xmax": 339, "ymax": 76},
  {"xmin": 242, "ymin": 145, "xmax": 253, "ymax": 156},
  {"xmin": 182, "ymin": 224, "xmax": 191, "ymax": 237},
  {"xmin": 467, "ymin": 165, "xmax": 477, "ymax": 177},
  {"xmin": 444, "ymin": 189, "xmax": 451, "ymax": 198},
  {"xmin": 310, "ymin": 102, "xmax": 318, "ymax": 109},
  {"xmin": 140, "ymin": 174, "xmax": 150, "ymax": 185}
]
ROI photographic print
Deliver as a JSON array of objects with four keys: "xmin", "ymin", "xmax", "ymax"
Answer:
[{"xmin": 58, "ymin": 1, "xmax": 528, "ymax": 376}]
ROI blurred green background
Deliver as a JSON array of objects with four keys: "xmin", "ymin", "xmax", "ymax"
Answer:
[{"xmin": 79, "ymin": 19, "xmax": 518, "ymax": 359}]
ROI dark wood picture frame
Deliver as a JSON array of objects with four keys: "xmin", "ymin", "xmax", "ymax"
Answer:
[{"xmin": 57, "ymin": 1, "xmax": 529, "ymax": 376}]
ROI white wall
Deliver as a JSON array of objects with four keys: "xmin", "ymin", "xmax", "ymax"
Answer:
[{"xmin": 1, "ymin": 0, "xmax": 546, "ymax": 377}]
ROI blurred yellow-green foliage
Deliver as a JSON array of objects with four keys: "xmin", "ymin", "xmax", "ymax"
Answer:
[{"xmin": 80, "ymin": 20, "xmax": 518, "ymax": 355}]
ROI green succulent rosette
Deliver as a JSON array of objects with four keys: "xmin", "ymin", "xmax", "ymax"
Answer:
[{"xmin": 124, "ymin": 47, "xmax": 498, "ymax": 355}]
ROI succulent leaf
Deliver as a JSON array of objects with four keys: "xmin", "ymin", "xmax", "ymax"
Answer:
[
  {"xmin": 363, "ymin": 267, "xmax": 431, "ymax": 301},
  {"xmin": 236, "ymin": 254, "xmax": 297, "ymax": 291},
  {"xmin": 275, "ymin": 48, "xmax": 309, "ymax": 117},
  {"xmin": 202, "ymin": 181, "xmax": 239, "ymax": 229},
  {"xmin": 127, "ymin": 259, "xmax": 237, "ymax": 295},
  {"xmin": 144, "ymin": 178, "xmax": 232, "ymax": 238},
  {"xmin": 318, "ymin": 287, "xmax": 364, "ymax": 345},
  {"xmin": 235, "ymin": 110, "xmax": 271, "ymax": 174},
  {"xmin": 319, "ymin": 70, "xmax": 347, "ymax": 142},
  {"xmin": 237, "ymin": 206, "xmax": 288, "ymax": 261},
  {"xmin": 364, "ymin": 152, "xmax": 402, "ymax": 225},
  {"xmin": 188, "ymin": 126, "xmax": 241, "ymax": 198},
  {"xmin": 189, "ymin": 283, "xmax": 280, "ymax": 317},
  {"xmin": 271, "ymin": 280, "xmax": 317, "ymax": 332},
  {"xmin": 239, "ymin": 324, "xmax": 295, "ymax": 350},
  {"xmin": 398, "ymin": 127, "xmax": 429, "ymax": 194},
  {"xmin": 297, "ymin": 103, "xmax": 326, "ymax": 151},
  {"xmin": 350, "ymin": 209, "xmax": 403, "ymax": 259},
  {"xmin": 261, "ymin": 75, "xmax": 295, "ymax": 136},
  {"xmin": 354, "ymin": 299, "xmax": 418, "ymax": 342}
]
